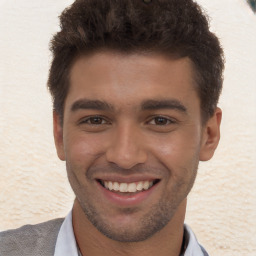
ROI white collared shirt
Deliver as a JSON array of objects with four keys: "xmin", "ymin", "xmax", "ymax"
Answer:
[
  {"xmin": 54, "ymin": 211, "xmax": 207, "ymax": 256},
  {"xmin": 54, "ymin": 211, "xmax": 80, "ymax": 256}
]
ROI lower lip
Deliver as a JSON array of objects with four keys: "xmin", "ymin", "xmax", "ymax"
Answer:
[{"xmin": 97, "ymin": 181, "xmax": 159, "ymax": 207}]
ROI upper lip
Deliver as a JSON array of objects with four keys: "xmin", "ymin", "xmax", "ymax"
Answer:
[{"xmin": 95, "ymin": 174, "xmax": 161, "ymax": 184}]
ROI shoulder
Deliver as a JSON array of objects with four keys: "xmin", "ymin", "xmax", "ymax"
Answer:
[{"xmin": 0, "ymin": 218, "xmax": 64, "ymax": 256}]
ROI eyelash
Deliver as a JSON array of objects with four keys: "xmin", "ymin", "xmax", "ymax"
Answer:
[
  {"xmin": 147, "ymin": 116, "xmax": 176, "ymax": 126},
  {"xmin": 79, "ymin": 116, "xmax": 110, "ymax": 125},
  {"xmin": 79, "ymin": 115, "xmax": 176, "ymax": 126}
]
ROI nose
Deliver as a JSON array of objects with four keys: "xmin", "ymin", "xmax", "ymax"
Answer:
[{"xmin": 106, "ymin": 123, "xmax": 148, "ymax": 169}]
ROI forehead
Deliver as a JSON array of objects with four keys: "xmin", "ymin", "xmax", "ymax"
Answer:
[{"xmin": 66, "ymin": 52, "xmax": 199, "ymax": 112}]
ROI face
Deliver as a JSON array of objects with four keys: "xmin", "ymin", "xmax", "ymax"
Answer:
[{"xmin": 54, "ymin": 52, "xmax": 221, "ymax": 242}]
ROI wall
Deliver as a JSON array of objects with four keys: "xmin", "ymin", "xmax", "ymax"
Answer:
[{"xmin": 0, "ymin": 0, "xmax": 255, "ymax": 255}]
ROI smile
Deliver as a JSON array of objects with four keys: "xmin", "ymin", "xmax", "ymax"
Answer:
[{"xmin": 99, "ymin": 180, "xmax": 159, "ymax": 193}]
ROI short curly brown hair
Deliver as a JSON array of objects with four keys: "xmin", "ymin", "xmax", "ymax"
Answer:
[{"xmin": 48, "ymin": 0, "xmax": 224, "ymax": 122}]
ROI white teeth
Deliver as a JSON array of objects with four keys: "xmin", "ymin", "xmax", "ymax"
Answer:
[
  {"xmin": 108, "ymin": 181, "xmax": 113, "ymax": 190},
  {"xmin": 120, "ymin": 183, "xmax": 128, "ymax": 192},
  {"xmin": 136, "ymin": 182, "xmax": 143, "ymax": 191},
  {"xmin": 102, "ymin": 180, "xmax": 155, "ymax": 193},
  {"xmin": 143, "ymin": 181, "xmax": 149, "ymax": 190},
  {"xmin": 127, "ymin": 183, "xmax": 137, "ymax": 193},
  {"xmin": 113, "ymin": 182, "xmax": 119, "ymax": 191}
]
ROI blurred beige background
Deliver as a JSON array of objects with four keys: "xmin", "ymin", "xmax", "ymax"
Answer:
[{"xmin": 0, "ymin": 0, "xmax": 255, "ymax": 255}]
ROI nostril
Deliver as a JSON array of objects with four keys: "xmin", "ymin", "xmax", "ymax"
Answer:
[{"xmin": 106, "ymin": 145, "xmax": 148, "ymax": 169}]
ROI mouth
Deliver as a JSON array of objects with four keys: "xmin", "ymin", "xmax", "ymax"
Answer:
[{"xmin": 97, "ymin": 179, "xmax": 160, "ymax": 193}]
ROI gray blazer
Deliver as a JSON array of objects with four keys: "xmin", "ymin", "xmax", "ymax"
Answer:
[
  {"xmin": 0, "ymin": 218, "xmax": 64, "ymax": 256},
  {"xmin": 0, "ymin": 219, "xmax": 209, "ymax": 256}
]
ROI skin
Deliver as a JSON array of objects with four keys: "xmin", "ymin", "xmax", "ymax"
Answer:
[{"xmin": 53, "ymin": 52, "xmax": 221, "ymax": 256}]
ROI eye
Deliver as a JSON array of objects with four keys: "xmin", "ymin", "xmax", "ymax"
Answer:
[
  {"xmin": 80, "ymin": 116, "xmax": 109, "ymax": 125},
  {"xmin": 148, "ymin": 116, "xmax": 175, "ymax": 126}
]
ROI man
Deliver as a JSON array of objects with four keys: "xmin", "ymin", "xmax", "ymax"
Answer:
[{"xmin": 0, "ymin": 0, "xmax": 224, "ymax": 255}]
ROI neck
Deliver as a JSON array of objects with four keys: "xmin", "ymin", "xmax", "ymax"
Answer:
[{"xmin": 72, "ymin": 199, "xmax": 187, "ymax": 256}]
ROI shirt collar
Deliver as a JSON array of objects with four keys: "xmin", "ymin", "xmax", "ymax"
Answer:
[
  {"xmin": 54, "ymin": 211, "xmax": 79, "ymax": 256},
  {"xmin": 54, "ymin": 211, "xmax": 207, "ymax": 256},
  {"xmin": 184, "ymin": 224, "xmax": 206, "ymax": 256}
]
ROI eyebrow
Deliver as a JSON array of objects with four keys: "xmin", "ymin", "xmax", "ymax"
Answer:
[
  {"xmin": 71, "ymin": 99, "xmax": 114, "ymax": 112},
  {"xmin": 141, "ymin": 99, "xmax": 187, "ymax": 113},
  {"xmin": 70, "ymin": 98, "xmax": 187, "ymax": 113}
]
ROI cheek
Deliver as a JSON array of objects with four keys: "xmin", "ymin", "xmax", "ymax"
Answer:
[
  {"xmin": 149, "ymin": 128, "xmax": 201, "ymax": 169},
  {"xmin": 154, "ymin": 133, "xmax": 200, "ymax": 158},
  {"xmin": 64, "ymin": 131, "xmax": 106, "ymax": 165}
]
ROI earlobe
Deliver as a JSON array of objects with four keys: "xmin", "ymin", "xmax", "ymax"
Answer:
[
  {"xmin": 199, "ymin": 108, "xmax": 222, "ymax": 161},
  {"xmin": 53, "ymin": 110, "xmax": 66, "ymax": 161}
]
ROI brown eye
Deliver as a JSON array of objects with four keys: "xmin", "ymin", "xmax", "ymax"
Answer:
[
  {"xmin": 80, "ymin": 116, "xmax": 108, "ymax": 125},
  {"xmin": 154, "ymin": 117, "xmax": 168, "ymax": 125},
  {"xmin": 148, "ymin": 116, "xmax": 175, "ymax": 126},
  {"xmin": 89, "ymin": 116, "xmax": 104, "ymax": 124}
]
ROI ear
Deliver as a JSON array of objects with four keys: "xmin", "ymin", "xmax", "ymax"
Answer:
[
  {"xmin": 199, "ymin": 107, "xmax": 222, "ymax": 161},
  {"xmin": 53, "ymin": 110, "xmax": 66, "ymax": 161}
]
